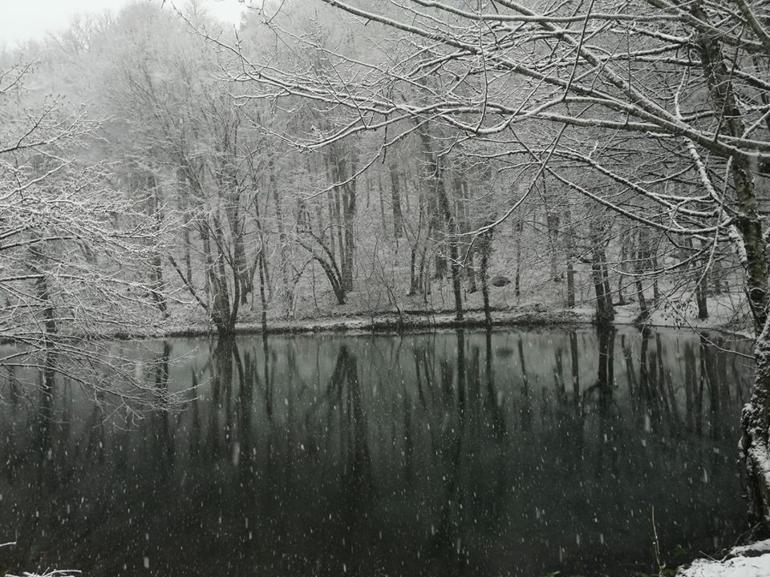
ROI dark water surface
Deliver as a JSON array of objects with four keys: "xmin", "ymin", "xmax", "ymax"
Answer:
[{"xmin": 0, "ymin": 327, "xmax": 756, "ymax": 577}]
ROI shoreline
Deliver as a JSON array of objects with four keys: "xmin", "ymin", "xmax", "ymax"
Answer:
[
  {"xmin": 126, "ymin": 306, "xmax": 590, "ymax": 340},
  {"xmin": 111, "ymin": 305, "xmax": 754, "ymax": 342}
]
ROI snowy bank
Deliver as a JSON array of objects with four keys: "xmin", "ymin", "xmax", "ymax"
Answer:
[
  {"xmin": 130, "ymin": 305, "xmax": 590, "ymax": 339},
  {"xmin": 677, "ymin": 539, "xmax": 770, "ymax": 576}
]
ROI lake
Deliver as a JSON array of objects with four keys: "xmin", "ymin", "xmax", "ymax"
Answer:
[{"xmin": 0, "ymin": 327, "xmax": 755, "ymax": 577}]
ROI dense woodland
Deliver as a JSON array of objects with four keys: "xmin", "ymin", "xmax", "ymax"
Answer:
[{"xmin": 3, "ymin": 0, "xmax": 770, "ymax": 535}]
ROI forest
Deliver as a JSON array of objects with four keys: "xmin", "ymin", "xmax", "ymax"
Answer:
[{"xmin": 2, "ymin": 0, "xmax": 770, "ymax": 574}]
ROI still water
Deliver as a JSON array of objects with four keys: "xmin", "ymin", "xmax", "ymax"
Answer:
[{"xmin": 0, "ymin": 327, "xmax": 755, "ymax": 577}]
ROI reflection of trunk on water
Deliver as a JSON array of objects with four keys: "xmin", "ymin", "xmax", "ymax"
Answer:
[
  {"xmin": 484, "ymin": 329, "xmax": 507, "ymax": 526},
  {"xmin": 631, "ymin": 329, "xmax": 675, "ymax": 433},
  {"xmin": 467, "ymin": 344, "xmax": 485, "ymax": 462},
  {"xmin": 701, "ymin": 336, "xmax": 721, "ymax": 439},
  {"xmin": 11, "ymin": 347, "xmax": 58, "ymax": 569},
  {"xmin": 684, "ymin": 341, "xmax": 698, "ymax": 434},
  {"xmin": 1, "ymin": 368, "xmax": 21, "ymax": 488},
  {"xmin": 560, "ymin": 331, "xmax": 585, "ymax": 475},
  {"xmin": 224, "ymin": 341, "xmax": 235, "ymax": 459},
  {"xmin": 35, "ymin": 348, "xmax": 57, "ymax": 489},
  {"xmin": 518, "ymin": 337, "xmax": 532, "ymax": 432},
  {"xmin": 83, "ymin": 400, "xmax": 106, "ymax": 470},
  {"xmin": 597, "ymin": 326, "xmax": 614, "ymax": 410},
  {"xmin": 485, "ymin": 329, "xmax": 506, "ymax": 441},
  {"xmin": 413, "ymin": 346, "xmax": 429, "ymax": 410},
  {"xmin": 263, "ymin": 335, "xmax": 273, "ymax": 420},
  {"xmin": 152, "ymin": 342, "xmax": 174, "ymax": 471},
  {"xmin": 233, "ymin": 340, "xmax": 254, "ymax": 483},
  {"xmin": 335, "ymin": 345, "xmax": 372, "ymax": 502},
  {"xmin": 585, "ymin": 327, "xmax": 618, "ymax": 478},
  {"xmin": 622, "ymin": 333, "xmax": 636, "ymax": 403},
  {"xmin": 190, "ymin": 369, "xmax": 202, "ymax": 465},
  {"xmin": 570, "ymin": 331, "xmax": 581, "ymax": 402},
  {"xmin": 430, "ymin": 330, "xmax": 468, "ymax": 570},
  {"xmin": 407, "ymin": 330, "xmax": 509, "ymax": 562},
  {"xmin": 402, "ymin": 356, "xmax": 415, "ymax": 485},
  {"xmin": 292, "ymin": 342, "xmax": 325, "ymax": 463},
  {"xmin": 695, "ymin": 340, "xmax": 707, "ymax": 437},
  {"xmin": 208, "ymin": 339, "xmax": 224, "ymax": 458},
  {"xmin": 413, "ymin": 345, "xmax": 440, "ymax": 458},
  {"xmin": 441, "ymin": 358, "xmax": 454, "ymax": 405},
  {"xmin": 616, "ymin": 329, "xmax": 741, "ymax": 442},
  {"xmin": 284, "ymin": 339, "xmax": 295, "ymax": 484},
  {"xmin": 716, "ymin": 338, "xmax": 730, "ymax": 408},
  {"xmin": 233, "ymin": 338, "xmax": 259, "ymax": 553},
  {"xmin": 619, "ymin": 337, "xmax": 640, "ymax": 457},
  {"xmin": 638, "ymin": 328, "xmax": 657, "ymax": 429},
  {"xmin": 655, "ymin": 332, "xmax": 682, "ymax": 432},
  {"xmin": 231, "ymin": 335, "xmax": 276, "ymax": 466},
  {"xmin": 554, "ymin": 345, "xmax": 565, "ymax": 395}
]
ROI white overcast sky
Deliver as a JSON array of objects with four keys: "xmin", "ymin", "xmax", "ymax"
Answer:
[{"xmin": 0, "ymin": 0, "xmax": 247, "ymax": 47}]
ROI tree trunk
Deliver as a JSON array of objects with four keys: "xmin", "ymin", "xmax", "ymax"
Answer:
[
  {"xmin": 177, "ymin": 168, "xmax": 193, "ymax": 286},
  {"xmin": 592, "ymin": 260, "xmax": 612, "ymax": 324},
  {"xmin": 200, "ymin": 221, "xmax": 213, "ymax": 303},
  {"xmin": 418, "ymin": 244, "xmax": 429, "ymax": 302},
  {"xmin": 542, "ymin": 174, "xmax": 561, "ymax": 283},
  {"xmin": 417, "ymin": 132, "xmax": 447, "ymax": 281},
  {"xmin": 635, "ymin": 228, "xmax": 650, "ymax": 322},
  {"xmin": 480, "ymin": 229, "xmax": 493, "ymax": 326},
  {"xmin": 389, "ymin": 161, "xmax": 404, "ymax": 239},
  {"xmin": 377, "ymin": 170, "xmax": 387, "ymax": 235},
  {"xmin": 201, "ymin": 218, "xmax": 235, "ymax": 336},
  {"xmin": 343, "ymin": 182, "xmax": 355, "ymax": 293},
  {"xmin": 418, "ymin": 126, "xmax": 462, "ymax": 320},
  {"xmin": 327, "ymin": 143, "xmax": 356, "ymax": 294},
  {"xmin": 409, "ymin": 243, "xmax": 419, "ymax": 296},
  {"xmin": 696, "ymin": 273, "xmax": 709, "ymax": 320},
  {"xmin": 694, "ymin": 8, "xmax": 768, "ymax": 331},
  {"xmin": 688, "ymin": 5, "xmax": 770, "ymax": 529},
  {"xmin": 591, "ymin": 218, "xmax": 614, "ymax": 325},
  {"xmin": 146, "ymin": 176, "xmax": 168, "ymax": 317},
  {"xmin": 564, "ymin": 203, "xmax": 576, "ymax": 308},
  {"xmin": 742, "ymin": 318, "xmax": 770, "ymax": 528},
  {"xmin": 711, "ymin": 255, "xmax": 725, "ymax": 296},
  {"xmin": 514, "ymin": 218, "xmax": 523, "ymax": 301},
  {"xmin": 28, "ymin": 243, "xmax": 57, "ymax": 340},
  {"xmin": 684, "ymin": 234, "xmax": 710, "ymax": 319},
  {"xmin": 258, "ymin": 250, "xmax": 268, "ymax": 333},
  {"xmin": 219, "ymin": 159, "xmax": 251, "ymax": 307},
  {"xmin": 601, "ymin": 260, "xmax": 613, "ymax": 311},
  {"xmin": 455, "ymin": 176, "xmax": 477, "ymax": 294},
  {"xmin": 616, "ymin": 228, "xmax": 629, "ymax": 306},
  {"xmin": 466, "ymin": 250, "xmax": 478, "ymax": 294},
  {"xmin": 269, "ymin": 156, "xmax": 292, "ymax": 318}
]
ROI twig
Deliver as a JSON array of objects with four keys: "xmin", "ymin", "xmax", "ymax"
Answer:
[{"xmin": 652, "ymin": 506, "xmax": 665, "ymax": 574}]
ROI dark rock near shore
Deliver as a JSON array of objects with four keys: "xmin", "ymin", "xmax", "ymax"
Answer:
[{"xmin": 490, "ymin": 275, "xmax": 512, "ymax": 287}]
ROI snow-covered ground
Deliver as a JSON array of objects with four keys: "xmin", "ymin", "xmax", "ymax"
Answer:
[
  {"xmin": 678, "ymin": 539, "xmax": 770, "ymax": 577},
  {"xmin": 611, "ymin": 292, "xmax": 752, "ymax": 336}
]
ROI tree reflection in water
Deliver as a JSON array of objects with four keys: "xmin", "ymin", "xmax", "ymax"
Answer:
[{"xmin": 0, "ymin": 328, "xmax": 755, "ymax": 577}]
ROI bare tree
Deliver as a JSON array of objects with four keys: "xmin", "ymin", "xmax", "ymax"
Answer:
[
  {"xmin": 0, "ymin": 61, "xmax": 172, "ymax": 407},
  {"xmin": 221, "ymin": 0, "xmax": 770, "ymax": 526}
]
